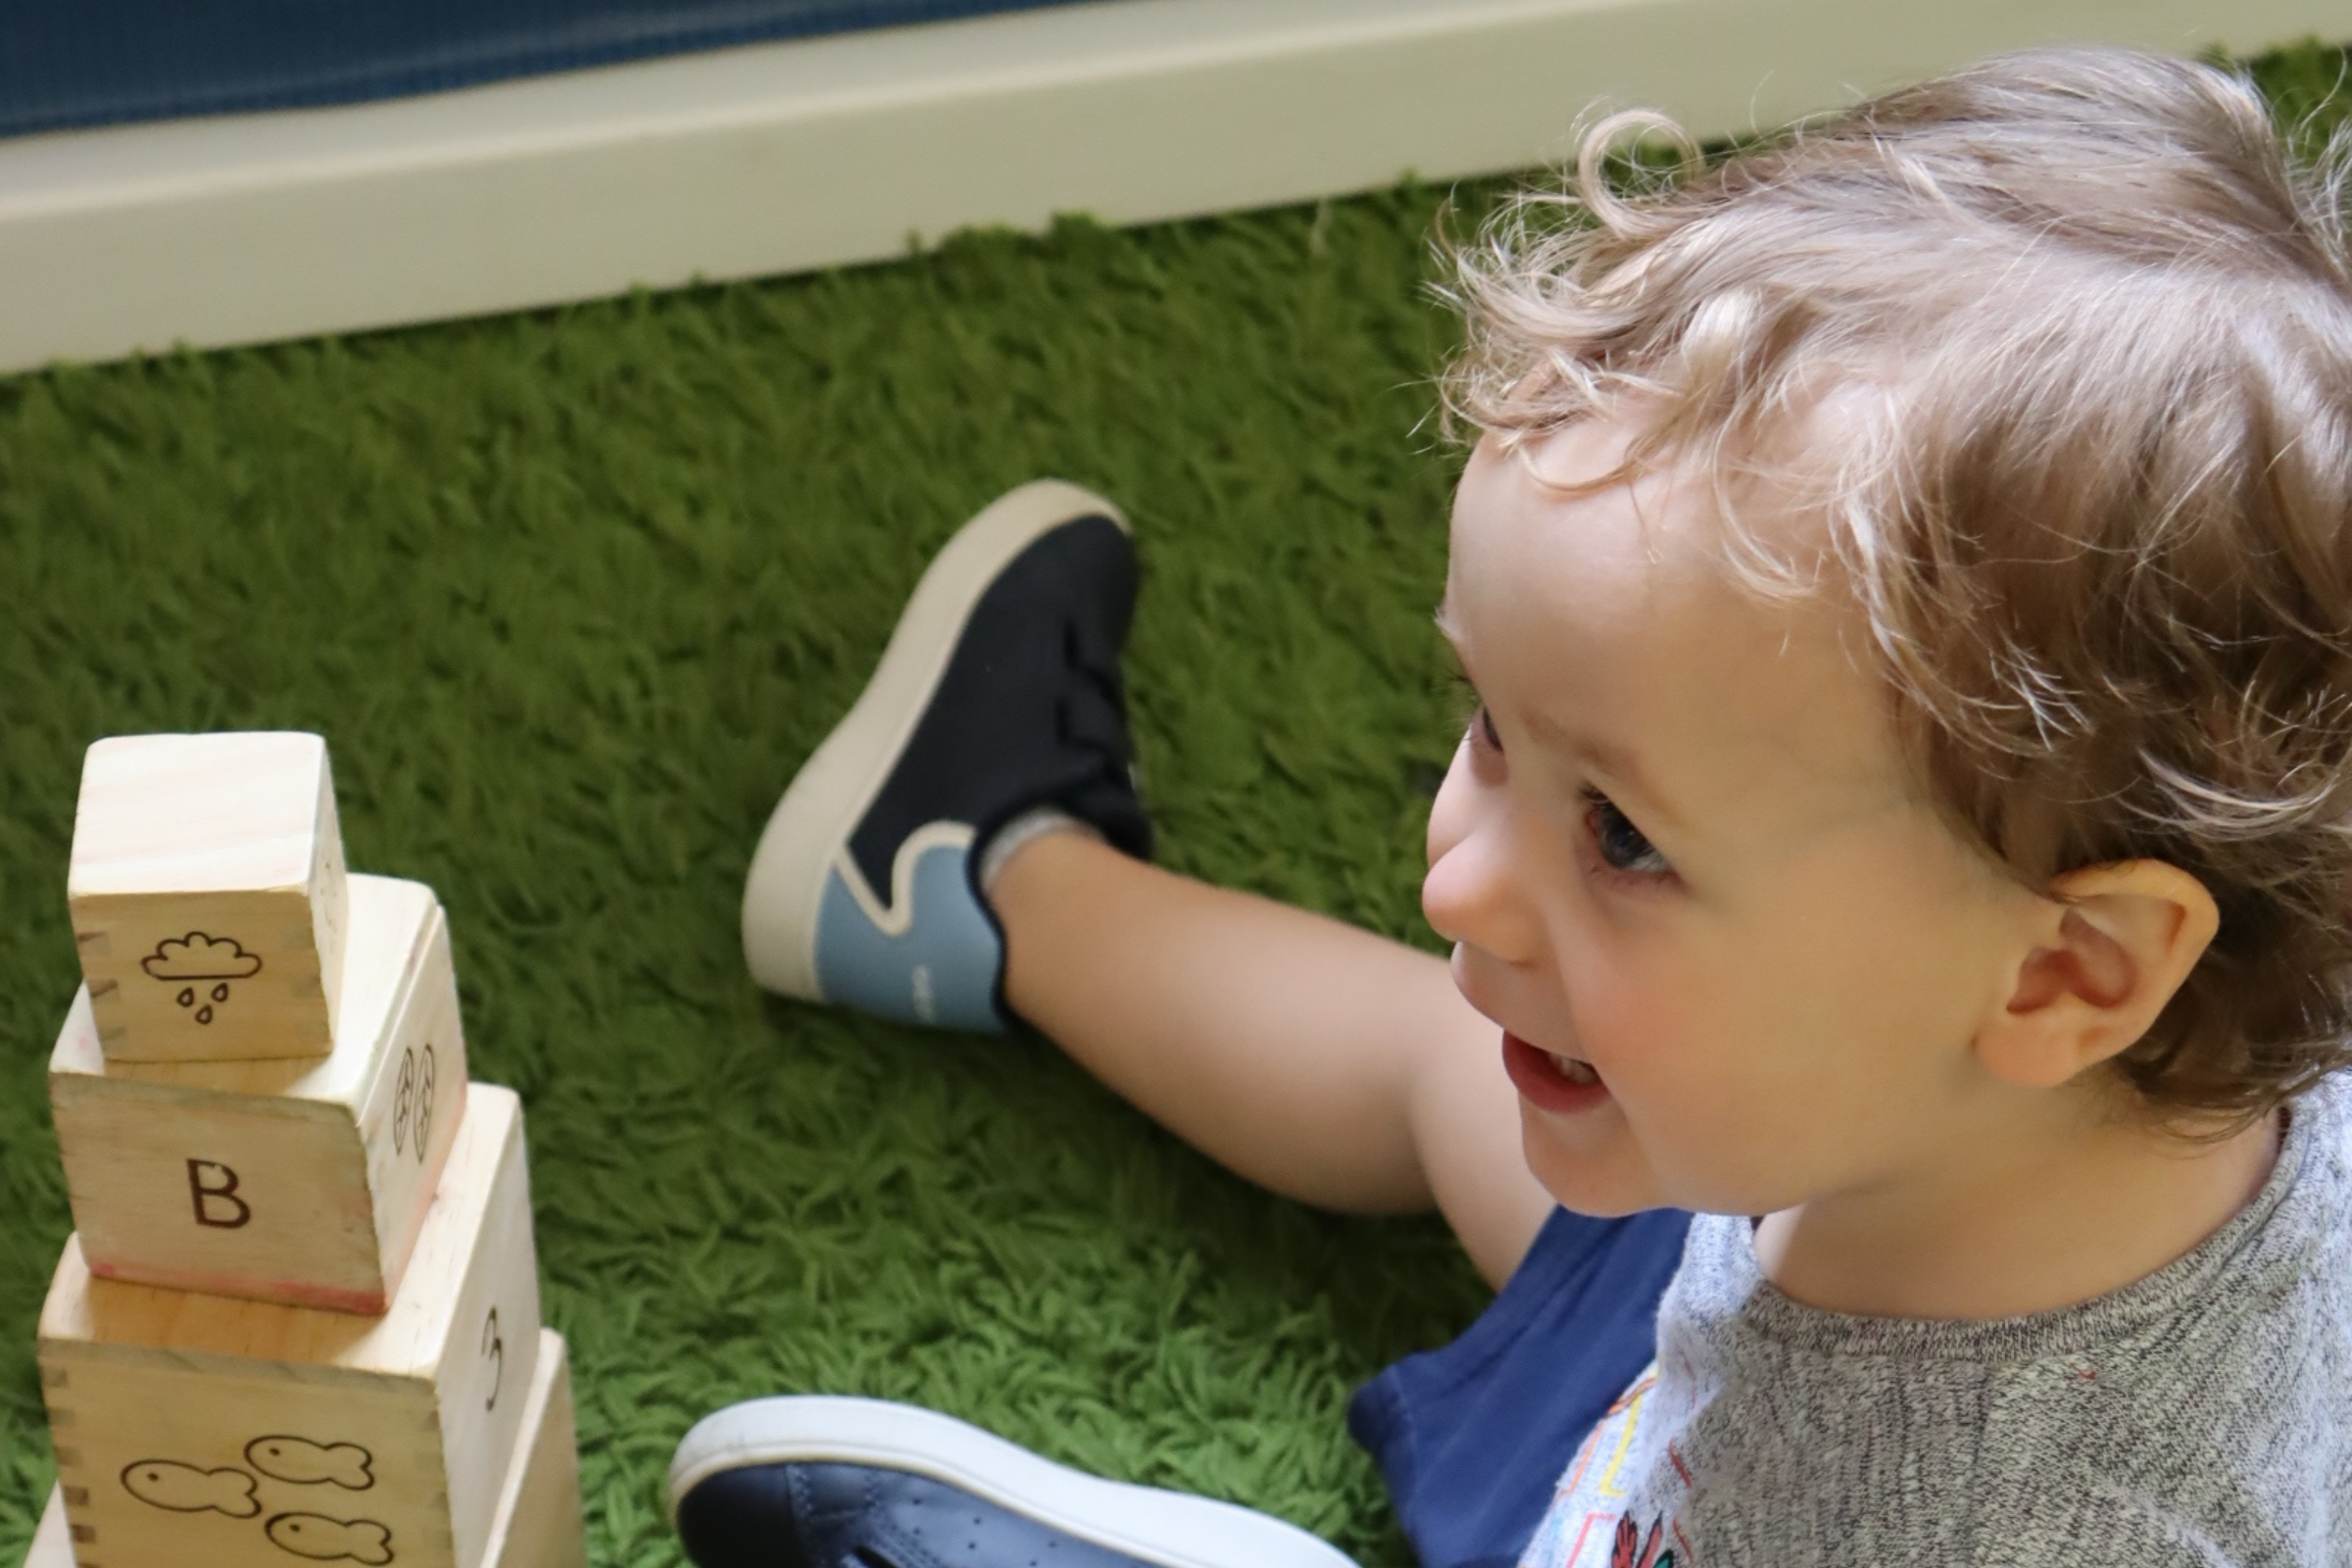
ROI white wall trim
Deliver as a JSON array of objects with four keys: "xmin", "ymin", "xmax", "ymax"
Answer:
[{"xmin": 0, "ymin": 0, "xmax": 2339, "ymax": 372}]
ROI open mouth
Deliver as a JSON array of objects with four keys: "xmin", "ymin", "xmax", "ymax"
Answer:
[
  {"xmin": 1501, "ymin": 1032, "xmax": 1611, "ymax": 1113},
  {"xmin": 1550, "ymin": 1053, "xmax": 1599, "ymax": 1085}
]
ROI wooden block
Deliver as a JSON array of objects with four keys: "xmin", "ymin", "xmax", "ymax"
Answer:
[
  {"xmin": 480, "ymin": 1332, "xmax": 586, "ymax": 1568},
  {"xmin": 18, "ymin": 1491, "xmax": 68, "ymax": 1568},
  {"xmin": 38, "ymin": 1086, "xmax": 544, "ymax": 1568},
  {"xmin": 70, "ymin": 732, "xmax": 350, "ymax": 1064},
  {"xmin": 23, "ymin": 1331, "xmax": 582, "ymax": 1568},
  {"xmin": 51, "ymin": 875, "xmax": 467, "ymax": 1315}
]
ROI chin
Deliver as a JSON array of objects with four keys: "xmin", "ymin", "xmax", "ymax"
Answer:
[{"xmin": 1519, "ymin": 1105, "xmax": 1667, "ymax": 1217}]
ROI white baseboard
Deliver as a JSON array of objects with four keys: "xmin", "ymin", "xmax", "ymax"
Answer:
[{"xmin": 0, "ymin": 0, "xmax": 2338, "ymax": 373}]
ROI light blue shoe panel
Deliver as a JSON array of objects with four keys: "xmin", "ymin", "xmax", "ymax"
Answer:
[{"xmin": 813, "ymin": 839, "xmax": 1005, "ymax": 1033}]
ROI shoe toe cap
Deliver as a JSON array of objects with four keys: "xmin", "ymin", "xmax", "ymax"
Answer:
[
  {"xmin": 674, "ymin": 1462, "xmax": 851, "ymax": 1568},
  {"xmin": 678, "ymin": 1460, "xmax": 1156, "ymax": 1568}
]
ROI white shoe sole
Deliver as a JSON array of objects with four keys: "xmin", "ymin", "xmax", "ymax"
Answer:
[
  {"xmin": 668, "ymin": 1396, "xmax": 1362, "ymax": 1568},
  {"xmin": 741, "ymin": 479, "xmax": 1129, "ymax": 1000}
]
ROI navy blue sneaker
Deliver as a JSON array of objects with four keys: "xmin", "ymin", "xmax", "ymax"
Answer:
[
  {"xmin": 668, "ymin": 1396, "xmax": 1362, "ymax": 1568},
  {"xmin": 742, "ymin": 480, "xmax": 1152, "ymax": 1032}
]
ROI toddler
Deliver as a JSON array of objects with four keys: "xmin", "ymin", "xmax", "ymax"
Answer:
[{"xmin": 667, "ymin": 46, "xmax": 2352, "ymax": 1568}]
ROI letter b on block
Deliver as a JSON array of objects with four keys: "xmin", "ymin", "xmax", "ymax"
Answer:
[{"xmin": 185, "ymin": 1161, "xmax": 252, "ymax": 1229}]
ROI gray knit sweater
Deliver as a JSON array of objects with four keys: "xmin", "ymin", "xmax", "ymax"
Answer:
[{"xmin": 1517, "ymin": 1078, "xmax": 2352, "ymax": 1567}]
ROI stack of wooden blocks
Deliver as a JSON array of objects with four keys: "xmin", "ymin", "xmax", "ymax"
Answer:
[{"xmin": 20, "ymin": 732, "xmax": 585, "ymax": 1568}]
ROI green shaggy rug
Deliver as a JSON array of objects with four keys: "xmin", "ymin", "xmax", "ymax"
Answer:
[{"xmin": 2, "ymin": 38, "xmax": 2345, "ymax": 1568}]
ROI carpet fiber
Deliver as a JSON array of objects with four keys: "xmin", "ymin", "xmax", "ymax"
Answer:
[{"xmin": 3, "ymin": 40, "xmax": 2346, "ymax": 1567}]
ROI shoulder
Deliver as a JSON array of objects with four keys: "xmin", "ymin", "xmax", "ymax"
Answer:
[
  {"xmin": 1965, "ymin": 1083, "xmax": 2352, "ymax": 1566},
  {"xmin": 1657, "ymin": 1086, "xmax": 2352, "ymax": 1567}
]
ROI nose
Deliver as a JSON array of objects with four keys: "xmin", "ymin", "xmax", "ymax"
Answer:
[{"xmin": 1422, "ymin": 736, "xmax": 1541, "ymax": 964}]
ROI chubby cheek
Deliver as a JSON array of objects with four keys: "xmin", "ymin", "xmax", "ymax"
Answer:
[
  {"xmin": 1551, "ymin": 929, "xmax": 1813, "ymax": 1212},
  {"xmin": 1558, "ymin": 941, "xmax": 1696, "ymax": 1122}
]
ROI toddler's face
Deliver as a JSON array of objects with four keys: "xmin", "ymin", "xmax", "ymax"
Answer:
[{"xmin": 1425, "ymin": 420, "xmax": 2040, "ymax": 1218}]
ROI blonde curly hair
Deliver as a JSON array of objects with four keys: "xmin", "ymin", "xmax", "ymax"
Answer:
[{"xmin": 1446, "ymin": 47, "xmax": 2352, "ymax": 1125}]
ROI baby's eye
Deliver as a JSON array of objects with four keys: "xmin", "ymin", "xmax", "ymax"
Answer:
[
  {"xmin": 1584, "ymin": 790, "xmax": 1670, "ymax": 877},
  {"xmin": 1450, "ymin": 669, "xmax": 1504, "ymax": 759}
]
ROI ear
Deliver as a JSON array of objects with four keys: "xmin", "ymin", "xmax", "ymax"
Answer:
[{"xmin": 1976, "ymin": 860, "xmax": 2220, "ymax": 1092}]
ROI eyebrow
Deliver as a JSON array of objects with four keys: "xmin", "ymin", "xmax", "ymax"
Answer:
[{"xmin": 1433, "ymin": 605, "xmax": 1687, "ymax": 834}]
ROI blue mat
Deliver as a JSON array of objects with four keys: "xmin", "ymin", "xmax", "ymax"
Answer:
[{"xmin": 0, "ymin": 0, "xmax": 1110, "ymax": 139}]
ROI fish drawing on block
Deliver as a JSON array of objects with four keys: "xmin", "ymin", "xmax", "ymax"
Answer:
[
  {"xmin": 266, "ymin": 1513, "xmax": 395, "ymax": 1565},
  {"xmin": 121, "ymin": 1460, "xmax": 261, "ymax": 1517},
  {"xmin": 247, "ymin": 1436, "xmax": 375, "ymax": 1490}
]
